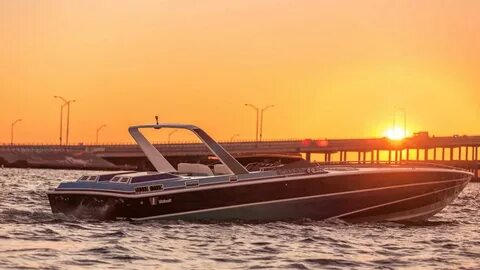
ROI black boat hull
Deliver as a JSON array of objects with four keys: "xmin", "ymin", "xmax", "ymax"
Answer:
[{"xmin": 47, "ymin": 170, "xmax": 471, "ymax": 222}]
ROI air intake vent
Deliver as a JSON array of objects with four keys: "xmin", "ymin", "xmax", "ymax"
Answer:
[
  {"xmin": 135, "ymin": 186, "xmax": 149, "ymax": 193},
  {"xmin": 149, "ymin": 185, "xmax": 164, "ymax": 191}
]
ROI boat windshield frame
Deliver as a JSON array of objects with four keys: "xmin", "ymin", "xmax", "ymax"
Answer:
[{"xmin": 128, "ymin": 123, "xmax": 249, "ymax": 175}]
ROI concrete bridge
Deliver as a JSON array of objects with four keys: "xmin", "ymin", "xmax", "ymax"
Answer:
[{"xmin": 1, "ymin": 134, "xmax": 479, "ymax": 179}]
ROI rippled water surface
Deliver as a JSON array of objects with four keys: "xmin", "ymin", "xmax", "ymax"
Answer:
[{"xmin": 1, "ymin": 168, "xmax": 479, "ymax": 269}]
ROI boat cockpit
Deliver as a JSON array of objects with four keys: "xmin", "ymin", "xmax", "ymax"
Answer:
[{"xmin": 75, "ymin": 162, "xmax": 236, "ymax": 185}]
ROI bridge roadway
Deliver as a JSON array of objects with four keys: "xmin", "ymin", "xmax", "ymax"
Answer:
[
  {"xmin": 1, "ymin": 135, "xmax": 480, "ymax": 179},
  {"xmin": 2, "ymin": 135, "xmax": 480, "ymax": 154},
  {"xmin": 2, "ymin": 134, "xmax": 480, "ymax": 164}
]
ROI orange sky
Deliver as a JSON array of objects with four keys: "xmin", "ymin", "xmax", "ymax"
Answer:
[{"xmin": 1, "ymin": 1, "xmax": 479, "ymax": 144}]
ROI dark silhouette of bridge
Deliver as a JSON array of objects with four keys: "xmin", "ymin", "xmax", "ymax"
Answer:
[{"xmin": 1, "ymin": 134, "xmax": 479, "ymax": 180}]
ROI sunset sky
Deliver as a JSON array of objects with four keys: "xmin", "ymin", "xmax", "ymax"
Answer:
[{"xmin": 1, "ymin": 1, "xmax": 479, "ymax": 144}]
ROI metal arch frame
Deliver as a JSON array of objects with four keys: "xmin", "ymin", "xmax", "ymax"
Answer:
[{"xmin": 128, "ymin": 123, "xmax": 249, "ymax": 175}]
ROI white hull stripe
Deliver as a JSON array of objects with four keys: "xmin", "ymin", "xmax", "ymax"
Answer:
[
  {"xmin": 325, "ymin": 182, "xmax": 465, "ymax": 221},
  {"xmin": 130, "ymin": 177, "xmax": 470, "ymax": 221},
  {"xmin": 48, "ymin": 177, "xmax": 468, "ymax": 200},
  {"xmin": 386, "ymin": 203, "xmax": 448, "ymax": 221}
]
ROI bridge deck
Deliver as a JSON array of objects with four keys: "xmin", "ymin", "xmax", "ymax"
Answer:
[{"xmin": 1, "ymin": 135, "xmax": 479, "ymax": 180}]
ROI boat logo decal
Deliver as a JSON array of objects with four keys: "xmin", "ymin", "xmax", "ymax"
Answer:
[{"xmin": 159, "ymin": 198, "xmax": 172, "ymax": 204}]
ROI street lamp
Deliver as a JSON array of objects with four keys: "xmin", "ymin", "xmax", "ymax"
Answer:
[
  {"xmin": 168, "ymin": 130, "xmax": 178, "ymax": 144},
  {"xmin": 96, "ymin": 124, "xmax": 107, "ymax": 144},
  {"xmin": 54, "ymin": 96, "xmax": 76, "ymax": 145},
  {"xmin": 230, "ymin": 133, "xmax": 240, "ymax": 142},
  {"xmin": 10, "ymin": 119, "xmax": 22, "ymax": 145},
  {"xmin": 259, "ymin": 105, "xmax": 275, "ymax": 141},
  {"xmin": 244, "ymin": 104, "xmax": 259, "ymax": 141},
  {"xmin": 244, "ymin": 104, "xmax": 275, "ymax": 142}
]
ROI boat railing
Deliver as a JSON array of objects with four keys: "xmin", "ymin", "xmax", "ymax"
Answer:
[{"xmin": 298, "ymin": 160, "xmax": 469, "ymax": 172}]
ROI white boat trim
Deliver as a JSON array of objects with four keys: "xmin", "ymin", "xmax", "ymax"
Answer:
[
  {"xmin": 129, "ymin": 123, "xmax": 248, "ymax": 175},
  {"xmin": 325, "ymin": 181, "xmax": 467, "ymax": 220},
  {"xmin": 47, "ymin": 168, "xmax": 471, "ymax": 198},
  {"xmin": 385, "ymin": 203, "xmax": 447, "ymax": 221},
  {"xmin": 48, "ymin": 176, "xmax": 468, "ymax": 203},
  {"xmin": 131, "ymin": 178, "xmax": 467, "ymax": 221},
  {"xmin": 129, "ymin": 126, "xmax": 176, "ymax": 173}
]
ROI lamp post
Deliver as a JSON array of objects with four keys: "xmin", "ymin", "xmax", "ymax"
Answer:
[
  {"xmin": 54, "ymin": 98, "xmax": 64, "ymax": 145},
  {"xmin": 259, "ymin": 105, "xmax": 275, "ymax": 141},
  {"xmin": 96, "ymin": 124, "xmax": 107, "ymax": 144},
  {"xmin": 230, "ymin": 133, "xmax": 240, "ymax": 142},
  {"xmin": 244, "ymin": 104, "xmax": 259, "ymax": 141},
  {"xmin": 245, "ymin": 104, "xmax": 275, "ymax": 142},
  {"xmin": 10, "ymin": 119, "xmax": 22, "ymax": 145},
  {"xmin": 168, "ymin": 130, "xmax": 178, "ymax": 144},
  {"xmin": 54, "ymin": 96, "xmax": 76, "ymax": 145},
  {"xmin": 65, "ymin": 99, "xmax": 75, "ymax": 145}
]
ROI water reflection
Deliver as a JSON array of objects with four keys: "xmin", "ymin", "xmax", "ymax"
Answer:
[{"xmin": 0, "ymin": 168, "xmax": 479, "ymax": 269}]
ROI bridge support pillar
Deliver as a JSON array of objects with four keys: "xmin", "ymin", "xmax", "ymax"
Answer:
[
  {"xmin": 433, "ymin": 148, "xmax": 437, "ymax": 161},
  {"xmin": 424, "ymin": 148, "xmax": 429, "ymax": 161},
  {"xmin": 465, "ymin": 147, "xmax": 469, "ymax": 161},
  {"xmin": 388, "ymin": 150, "xmax": 392, "ymax": 164},
  {"xmin": 376, "ymin": 149, "xmax": 380, "ymax": 164},
  {"xmin": 371, "ymin": 151, "xmax": 374, "ymax": 164},
  {"xmin": 416, "ymin": 148, "xmax": 420, "ymax": 161},
  {"xmin": 450, "ymin": 147, "xmax": 454, "ymax": 161},
  {"xmin": 406, "ymin": 149, "xmax": 410, "ymax": 161},
  {"xmin": 306, "ymin": 152, "xmax": 311, "ymax": 162},
  {"xmin": 442, "ymin": 148, "xmax": 445, "ymax": 161},
  {"xmin": 474, "ymin": 160, "xmax": 479, "ymax": 181}
]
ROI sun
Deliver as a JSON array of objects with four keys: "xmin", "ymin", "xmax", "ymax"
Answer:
[{"xmin": 385, "ymin": 127, "xmax": 407, "ymax": 140}]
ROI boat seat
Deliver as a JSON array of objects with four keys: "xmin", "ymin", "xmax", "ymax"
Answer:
[
  {"xmin": 178, "ymin": 163, "xmax": 214, "ymax": 176},
  {"xmin": 213, "ymin": 164, "xmax": 231, "ymax": 175}
]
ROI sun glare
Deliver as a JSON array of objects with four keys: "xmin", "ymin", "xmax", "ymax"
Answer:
[{"xmin": 385, "ymin": 127, "xmax": 407, "ymax": 140}]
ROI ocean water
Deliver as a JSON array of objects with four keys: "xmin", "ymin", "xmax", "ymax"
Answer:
[{"xmin": 0, "ymin": 168, "xmax": 479, "ymax": 270}]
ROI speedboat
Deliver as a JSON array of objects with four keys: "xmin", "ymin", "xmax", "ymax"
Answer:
[{"xmin": 47, "ymin": 122, "xmax": 472, "ymax": 222}]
